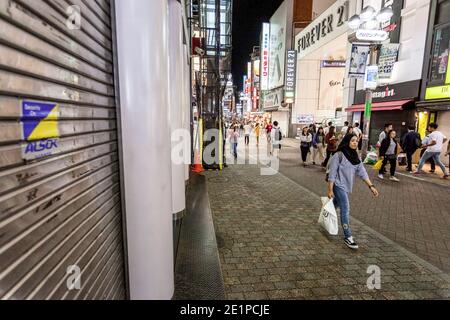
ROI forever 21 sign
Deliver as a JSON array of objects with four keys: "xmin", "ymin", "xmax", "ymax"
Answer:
[{"xmin": 296, "ymin": 0, "xmax": 349, "ymax": 59}]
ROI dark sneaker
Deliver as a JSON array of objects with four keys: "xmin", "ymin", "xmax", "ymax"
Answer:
[
  {"xmin": 344, "ymin": 238, "xmax": 359, "ymax": 250},
  {"xmin": 444, "ymin": 175, "xmax": 449, "ymax": 180}
]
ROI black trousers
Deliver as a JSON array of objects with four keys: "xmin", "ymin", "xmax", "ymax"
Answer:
[
  {"xmin": 300, "ymin": 146, "xmax": 309, "ymax": 162},
  {"xmin": 420, "ymin": 148, "xmax": 435, "ymax": 171},
  {"xmin": 406, "ymin": 151, "xmax": 414, "ymax": 172},
  {"xmin": 245, "ymin": 135, "xmax": 250, "ymax": 145},
  {"xmin": 322, "ymin": 150, "xmax": 335, "ymax": 167},
  {"xmin": 380, "ymin": 155, "xmax": 397, "ymax": 177}
]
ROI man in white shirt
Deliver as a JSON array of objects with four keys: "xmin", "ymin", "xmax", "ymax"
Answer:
[
  {"xmin": 341, "ymin": 121, "xmax": 350, "ymax": 137},
  {"xmin": 243, "ymin": 122, "xmax": 252, "ymax": 146},
  {"xmin": 414, "ymin": 123, "xmax": 449, "ymax": 179}
]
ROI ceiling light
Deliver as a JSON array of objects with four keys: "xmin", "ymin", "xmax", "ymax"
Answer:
[
  {"xmin": 360, "ymin": 6, "xmax": 376, "ymax": 22},
  {"xmin": 348, "ymin": 14, "xmax": 361, "ymax": 29},
  {"xmin": 365, "ymin": 18, "xmax": 379, "ymax": 30},
  {"xmin": 376, "ymin": 6, "xmax": 394, "ymax": 22}
]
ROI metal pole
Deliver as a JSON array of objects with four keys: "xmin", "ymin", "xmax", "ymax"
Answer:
[{"xmin": 361, "ymin": 44, "xmax": 378, "ymax": 159}]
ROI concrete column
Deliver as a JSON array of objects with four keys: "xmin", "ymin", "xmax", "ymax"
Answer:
[
  {"xmin": 115, "ymin": 0, "xmax": 174, "ymax": 300},
  {"xmin": 169, "ymin": 0, "xmax": 187, "ymax": 216}
]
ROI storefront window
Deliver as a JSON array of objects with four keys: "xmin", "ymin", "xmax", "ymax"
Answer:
[{"xmin": 429, "ymin": 24, "xmax": 450, "ymax": 84}]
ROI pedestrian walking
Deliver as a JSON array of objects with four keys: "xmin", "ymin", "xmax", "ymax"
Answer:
[
  {"xmin": 420, "ymin": 132, "xmax": 436, "ymax": 173},
  {"xmin": 312, "ymin": 127, "xmax": 326, "ymax": 165},
  {"xmin": 447, "ymin": 140, "xmax": 450, "ymax": 169},
  {"xmin": 244, "ymin": 122, "xmax": 252, "ymax": 146},
  {"xmin": 229, "ymin": 126, "xmax": 239, "ymax": 159},
  {"xmin": 322, "ymin": 126, "xmax": 338, "ymax": 167},
  {"xmin": 266, "ymin": 122, "xmax": 273, "ymax": 143},
  {"xmin": 402, "ymin": 126, "xmax": 421, "ymax": 173},
  {"xmin": 300, "ymin": 127, "xmax": 313, "ymax": 167},
  {"xmin": 254, "ymin": 123, "xmax": 261, "ymax": 146},
  {"xmin": 327, "ymin": 134, "xmax": 379, "ymax": 250},
  {"xmin": 377, "ymin": 123, "xmax": 393, "ymax": 149},
  {"xmin": 270, "ymin": 121, "xmax": 282, "ymax": 157},
  {"xmin": 340, "ymin": 121, "xmax": 350, "ymax": 139},
  {"xmin": 378, "ymin": 130, "xmax": 400, "ymax": 182},
  {"xmin": 414, "ymin": 123, "xmax": 449, "ymax": 179}
]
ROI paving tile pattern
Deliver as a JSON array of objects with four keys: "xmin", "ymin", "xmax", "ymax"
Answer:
[
  {"xmin": 278, "ymin": 140, "xmax": 450, "ymax": 273},
  {"xmin": 205, "ymin": 163, "xmax": 450, "ymax": 300}
]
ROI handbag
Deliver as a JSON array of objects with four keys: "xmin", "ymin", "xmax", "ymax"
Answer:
[{"xmin": 318, "ymin": 197, "xmax": 339, "ymax": 236}]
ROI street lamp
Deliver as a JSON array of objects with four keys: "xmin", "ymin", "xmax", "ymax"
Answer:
[{"xmin": 348, "ymin": 5, "xmax": 393, "ymax": 159}]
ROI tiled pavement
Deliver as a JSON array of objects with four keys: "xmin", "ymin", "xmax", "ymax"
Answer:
[
  {"xmin": 278, "ymin": 139, "xmax": 450, "ymax": 273},
  {"xmin": 205, "ymin": 160, "xmax": 450, "ymax": 300}
]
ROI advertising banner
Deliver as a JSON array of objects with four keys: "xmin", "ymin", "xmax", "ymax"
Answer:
[
  {"xmin": 21, "ymin": 100, "xmax": 61, "ymax": 161},
  {"xmin": 348, "ymin": 44, "xmax": 370, "ymax": 79},
  {"xmin": 378, "ymin": 43, "xmax": 400, "ymax": 79},
  {"xmin": 296, "ymin": 114, "xmax": 314, "ymax": 125},
  {"xmin": 261, "ymin": 23, "xmax": 270, "ymax": 91},
  {"xmin": 364, "ymin": 65, "xmax": 379, "ymax": 90},
  {"xmin": 319, "ymin": 66, "xmax": 345, "ymax": 111},
  {"xmin": 284, "ymin": 50, "xmax": 297, "ymax": 103},
  {"xmin": 268, "ymin": 1, "xmax": 289, "ymax": 90}
]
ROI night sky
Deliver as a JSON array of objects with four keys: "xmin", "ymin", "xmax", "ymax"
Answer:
[{"xmin": 232, "ymin": 0, "xmax": 284, "ymax": 90}]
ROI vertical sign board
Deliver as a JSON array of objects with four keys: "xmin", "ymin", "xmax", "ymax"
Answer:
[
  {"xmin": 364, "ymin": 66, "xmax": 379, "ymax": 90},
  {"xmin": 261, "ymin": 23, "xmax": 270, "ymax": 91},
  {"xmin": 21, "ymin": 100, "xmax": 60, "ymax": 160},
  {"xmin": 348, "ymin": 44, "xmax": 370, "ymax": 79},
  {"xmin": 284, "ymin": 50, "xmax": 297, "ymax": 103},
  {"xmin": 378, "ymin": 43, "xmax": 400, "ymax": 79}
]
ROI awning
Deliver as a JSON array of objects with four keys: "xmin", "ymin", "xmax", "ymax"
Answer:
[
  {"xmin": 345, "ymin": 99, "xmax": 413, "ymax": 113},
  {"xmin": 416, "ymin": 99, "xmax": 450, "ymax": 112}
]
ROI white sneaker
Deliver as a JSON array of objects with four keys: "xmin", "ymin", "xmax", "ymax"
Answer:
[
  {"xmin": 344, "ymin": 237, "xmax": 359, "ymax": 250},
  {"xmin": 378, "ymin": 174, "xmax": 384, "ymax": 180},
  {"xmin": 390, "ymin": 176, "xmax": 400, "ymax": 182}
]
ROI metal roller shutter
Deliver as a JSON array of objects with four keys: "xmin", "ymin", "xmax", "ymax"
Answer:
[{"xmin": 0, "ymin": 0, "xmax": 126, "ymax": 300}]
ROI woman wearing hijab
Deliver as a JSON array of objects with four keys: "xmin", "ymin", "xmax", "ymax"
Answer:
[{"xmin": 327, "ymin": 134, "xmax": 379, "ymax": 250}]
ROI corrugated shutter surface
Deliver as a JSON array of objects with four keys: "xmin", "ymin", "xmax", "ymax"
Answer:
[{"xmin": 0, "ymin": 0, "xmax": 126, "ymax": 300}]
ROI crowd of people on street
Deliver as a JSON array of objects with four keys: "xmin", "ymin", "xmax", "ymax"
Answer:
[
  {"xmin": 297, "ymin": 121, "xmax": 449, "ymax": 181},
  {"xmin": 225, "ymin": 119, "xmax": 283, "ymax": 158}
]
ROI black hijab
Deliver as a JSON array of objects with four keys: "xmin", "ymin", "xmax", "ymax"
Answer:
[{"xmin": 337, "ymin": 134, "xmax": 361, "ymax": 165}]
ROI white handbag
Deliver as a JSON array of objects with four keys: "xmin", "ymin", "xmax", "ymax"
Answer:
[{"xmin": 318, "ymin": 197, "xmax": 339, "ymax": 236}]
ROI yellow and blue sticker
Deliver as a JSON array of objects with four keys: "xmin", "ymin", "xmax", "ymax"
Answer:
[{"xmin": 21, "ymin": 100, "xmax": 60, "ymax": 160}]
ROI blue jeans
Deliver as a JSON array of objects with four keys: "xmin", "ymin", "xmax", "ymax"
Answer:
[
  {"xmin": 417, "ymin": 152, "xmax": 449, "ymax": 176},
  {"xmin": 333, "ymin": 186, "xmax": 352, "ymax": 239},
  {"xmin": 232, "ymin": 143, "xmax": 238, "ymax": 157}
]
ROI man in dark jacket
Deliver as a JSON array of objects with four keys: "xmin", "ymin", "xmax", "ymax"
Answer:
[{"xmin": 402, "ymin": 126, "xmax": 421, "ymax": 173}]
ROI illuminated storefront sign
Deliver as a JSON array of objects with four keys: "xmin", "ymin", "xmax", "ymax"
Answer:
[
  {"xmin": 425, "ymin": 85, "xmax": 450, "ymax": 100},
  {"xmin": 284, "ymin": 50, "xmax": 297, "ymax": 103},
  {"xmin": 261, "ymin": 23, "xmax": 270, "ymax": 91}
]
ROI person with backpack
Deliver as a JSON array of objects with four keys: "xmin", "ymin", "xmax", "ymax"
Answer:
[
  {"xmin": 378, "ymin": 130, "xmax": 400, "ymax": 182},
  {"xmin": 327, "ymin": 134, "xmax": 379, "ymax": 250},
  {"xmin": 322, "ymin": 126, "xmax": 338, "ymax": 167},
  {"xmin": 402, "ymin": 126, "xmax": 421, "ymax": 173},
  {"xmin": 300, "ymin": 127, "xmax": 313, "ymax": 167},
  {"xmin": 270, "ymin": 121, "xmax": 282, "ymax": 157}
]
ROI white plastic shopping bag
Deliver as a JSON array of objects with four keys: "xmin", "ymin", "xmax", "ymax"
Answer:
[{"xmin": 318, "ymin": 197, "xmax": 339, "ymax": 236}]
